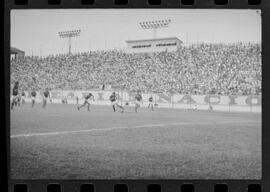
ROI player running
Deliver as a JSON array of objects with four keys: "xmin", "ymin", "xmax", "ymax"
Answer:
[
  {"xmin": 77, "ymin": 93, "xmax": 95, "ymax": 111},
  {"xmin": 42, "ymin": 88, "xmax": 50, "ymax": 108},
  {"xmin": 134, "ymin": 90, "xmax": 142, "ymax": 113},
  {"xmin": 11, "ymin": 81, "xmax": 19, "ymax": 110},
  {"xmin": 31, "ymin": 89, "xmax": 37, "ymax": 108},
  {"xmin": 148, "ymin": 95, "xmax": 154, "ymax": 111},
  {"xmin": 109, "ymin": 92, "xmax": 124, "ymax": 113}
]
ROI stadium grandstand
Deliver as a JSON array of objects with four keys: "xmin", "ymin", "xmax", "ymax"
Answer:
[{"xmin": 11, "ymin": 42, "xmax": 261, "ymax": 96}]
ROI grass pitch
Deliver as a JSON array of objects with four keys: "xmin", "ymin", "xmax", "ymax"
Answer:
[{"xmin": 10, "ymin": 103, "xmax": 261, "ymax": 179}]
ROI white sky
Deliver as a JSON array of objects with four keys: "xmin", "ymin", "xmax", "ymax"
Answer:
[{"xmin": 11, "ymin": 9, "xmax": 261, "ymax": 56}]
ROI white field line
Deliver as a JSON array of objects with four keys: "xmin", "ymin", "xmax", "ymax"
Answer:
[
  {"xmin": 10, "ymin": 121, "xmax": 258, "ymax": 139},
  {"xmin": 10, "ymin": 122, "xmax": 191, "ymax": 138}
]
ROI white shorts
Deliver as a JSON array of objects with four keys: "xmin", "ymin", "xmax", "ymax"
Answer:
[
  {"xmin": 111, "ymin": 101, "xmax": 118, "ymax": 106},
  {"xmin": 11, "ymin": 95, "xmax": 18, "ymax": 102},
  {"xmin": 31, "ymin": 96, "xmax": 36, "ymax": 101},
  {"xmin": 135, "ymin": 100, "xmax": 141, "ymax": 105}
]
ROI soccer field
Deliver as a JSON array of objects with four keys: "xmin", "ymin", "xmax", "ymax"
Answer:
[{"xmin": 10, "ymin": 103, "xmax": 261, "ymax": 179}]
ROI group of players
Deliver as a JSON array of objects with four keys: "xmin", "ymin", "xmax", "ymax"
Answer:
[
  {"xmin": 11, "ymin": 81, "xmax": 155, "ymax": 113},
  {"xmin": 77, "ymin": 90, "xmax": 154, "ymax": 113},
  {"xmin": 11, "ymin": 81, "xmax": 51, "ymax": 110}
]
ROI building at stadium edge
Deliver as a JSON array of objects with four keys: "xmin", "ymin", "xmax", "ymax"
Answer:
[{"xmin": 126, "ymin": 37, "xmax": 183, "ymax": 53}]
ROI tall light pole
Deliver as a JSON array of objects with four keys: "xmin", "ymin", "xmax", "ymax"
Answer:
[
  {"xmin": 139, "ymin": 19, "xmax": 172, "ymax": 93},
  {"xmin": 58, "ymin": 29, "xmax": 81, "ymax": 54},
  {"xmin": 139, "ymin": 19, "xmax": 171, "ymax": 39}
]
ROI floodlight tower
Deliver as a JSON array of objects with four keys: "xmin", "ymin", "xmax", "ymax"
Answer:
[
  {"xmin": 58, "ymin": 29, "xmax": 81, "ymax": 54},
  {"xmin": 139, "ymin": 19, "xmax": 171, "ymax": 39}
]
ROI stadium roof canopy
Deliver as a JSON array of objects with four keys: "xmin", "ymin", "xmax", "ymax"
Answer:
[
  {"xmin": 10, "ymin": 47, "xmax": 25, "ymax": 54},
  {"xmin": 126, "ymin": 37, "xmax": 183, "ymax": 43}
]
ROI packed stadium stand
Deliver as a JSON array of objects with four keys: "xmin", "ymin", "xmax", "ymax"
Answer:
[{"xmin": 11, "ymin": 43, "xmax": 261, "ymax": 95}]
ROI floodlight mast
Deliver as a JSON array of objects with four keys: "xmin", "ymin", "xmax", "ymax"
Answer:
[
  {"xmin": 58, "ymin": 30, "xmax": 81, "ymax": 54},
  {"xmin": 139, "ymin": 19, "xmax": 171, "ymax": 39}
]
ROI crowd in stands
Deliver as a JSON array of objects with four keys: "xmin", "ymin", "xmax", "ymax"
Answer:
[{"xmin": 11, "ymin": 42, "xmax": 261, "ymax": 95}]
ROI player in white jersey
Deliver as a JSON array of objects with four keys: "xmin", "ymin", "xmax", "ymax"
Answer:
[
  {"xmin": 134, "ymin": 90, "xmax": 143, "ymax": 113},
  {"xmin": 148, "ymin": 95, "xmax": 154, "ymax": 111}
]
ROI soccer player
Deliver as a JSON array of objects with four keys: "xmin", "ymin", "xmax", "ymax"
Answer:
[
  {"xmin": 64, "ymin": 96, "xmax": 68, "ymax": 104},
  {"xmin": 61, "ymin": 96, "xmax": 67, "ymax": 104},
  {"xmin": 42, "ymin": 88, "xmax": 50, "ymax": 108},
  {"xmin": 134, "ymin": 90, "xmax": 142, "ymax": 113},
  {"xmin": 31, "ymin": 89, "xmax": 37, "ymax": 108},
  {"xmin": 208, "ymin": 103, "xmax": 213, "ymax": 111},
  {"xmin": 11, "ymin": 81, "xmax": 19, "ymax": 110},
  {"xmin": 21, "ymin": 91, "xmax": 26, "ymax": 104},
  {"xmin": 17, "ymin": 94, "xmax": 21, "ymax": 107},
  {"xmin": 109, "ymin": 92, "xmax": 124, "ymax": 113},
  {"xmin": 77, "ymin": 93, "xmax": 95, "ymax": 111},
  {"xmin": 193, "ymin": 104, "xmax": 198, "ymax": 111},
  {"xmin": 75, "ymin": 96, "xmax": 79, "ymax": 105},
  {"xmin": 148, "ymin": 95, "xmax": 154, "ymax": 111}
]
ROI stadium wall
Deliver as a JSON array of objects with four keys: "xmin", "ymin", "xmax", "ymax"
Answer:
[{"xmin": 22, "ymin": 90, "xmax": 261, "ymax": 113}]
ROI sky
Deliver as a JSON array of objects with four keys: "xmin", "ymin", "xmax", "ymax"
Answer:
[{"xmin": 11, "ymin": 9, "xmax": 261, "ymax": 56}]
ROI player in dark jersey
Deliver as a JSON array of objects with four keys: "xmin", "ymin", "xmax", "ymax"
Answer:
[
  {"xmin": 61, "ymin": 96, "xmax": 68, "ymax": 104},
  {"xmin": 75, "ymin": 96, "xmax": 79, "ymax": 105},
  {"xmin": 134, "ymin": 90, "xmax": 142, "ymax": 113},
  {"xmin": 42, "ymin": 88, "xmax": 50, "ymax": 108},
  {"xmin": 11, "ymin": 81, "xmax": 19, "ymax": 110},
  {"xmin": 109, "ymin": 92, "xmax": 124, "ymax": 113},
  {"xmin": 77, "ymin": 93, "xmax": 95, "ymax": 111},
  {"xmin": 208, "ymin": 103, "xmax": 213, "ymax": 111},
  {"xmin": 148, "ymin": 95, "xmax": 154, "ymax": 111},
  {"xmin": 31, "ymin": 89, "xmax": 37, "ymax": 108}
]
